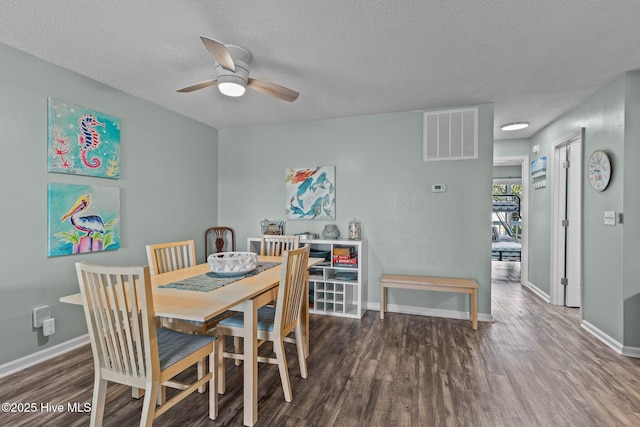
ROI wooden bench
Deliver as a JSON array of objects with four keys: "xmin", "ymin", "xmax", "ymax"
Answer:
[{"xmin": 380, "ymin": 274, "xmax": 478, "ymax": 330}]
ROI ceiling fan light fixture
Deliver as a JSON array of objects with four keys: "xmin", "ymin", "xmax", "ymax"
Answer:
[
  {"xmin": 501, "ymin": 122, "xmax": 529, "ymax": 131},
  {"xmin": 216, "ymin": 72, "xmax": 248, "ymax": 97},
  {"xmin": 179, "ymin": 37, "xmax": 299, "ymax": 102},
  {"xmin": 218, "ymin": 81, "xmax": 246, "ymax": 97}
]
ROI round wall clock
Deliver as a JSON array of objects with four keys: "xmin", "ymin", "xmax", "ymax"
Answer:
[{"xmin": 587, "ymin": 150, "xmax": 611, "ymax": 192}]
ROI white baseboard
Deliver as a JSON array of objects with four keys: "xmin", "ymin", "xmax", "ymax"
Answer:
[
  {"xmin": 523, "ymin": 283, "xmax": 640, "ymax": 358},
  {"xmin": 0, "ymin": 334, "xmax": 90, "ymax": 379},
  {"xmin": 524, "ymin": 281, "xmax": 550, "ymax": 302},
  {"xmin": 580, "ymin": 321, "xmax": 640, "ymax": 358},
  {"xmin": 367, "ymin": 302, "xmax": 493, "ymax": 323},
  {"xmin": 621, "ymin": 345, "xmax": 640, "ymax": 358},
  {"xmin": 581, "ymin": 320, "xmax": 625, "ymax": 355}
]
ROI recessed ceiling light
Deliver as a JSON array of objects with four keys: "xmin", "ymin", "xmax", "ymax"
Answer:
[{"xmin": 501, "ymin": 122, "xmax": 529, "ymax": 131}]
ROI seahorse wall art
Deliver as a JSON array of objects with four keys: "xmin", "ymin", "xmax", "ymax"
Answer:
[
  {"xmin": 47, "ymin": 97, "xmax": 121, "ymax": 179},
  {"xmin": 285, "ymin": 166, "xmax": 336, "ymax": 220}
]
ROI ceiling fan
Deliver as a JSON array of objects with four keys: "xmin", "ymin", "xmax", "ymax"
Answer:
[{"xmin": 177, "ymin": 36, "xmax": 299, "ymax": 102}]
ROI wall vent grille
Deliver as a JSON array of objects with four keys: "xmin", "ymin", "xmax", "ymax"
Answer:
[{"xmin": 423, "ymin": 107, "xmax": 478, "ymax": 161}]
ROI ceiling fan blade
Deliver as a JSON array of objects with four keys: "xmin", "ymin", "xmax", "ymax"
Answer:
[
  {"xmin": 247, "ymin": 78, "xmax": 299, "ymax": 102},
  {"xmin": 200, "ymin": 36, "xmax": 235, "ymax": 71},
  {"xmin": 176, "ymin": 79, "xmax": 217, "ymax": 93}
]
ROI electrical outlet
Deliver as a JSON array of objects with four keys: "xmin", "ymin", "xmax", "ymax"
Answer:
[
  {"xmin": 33, "ymin": 306, "xmax": 51, "ymax": 328},
  {"xmin": 43, "ymin": 318, "xmax": 56, "ymax": 336}
]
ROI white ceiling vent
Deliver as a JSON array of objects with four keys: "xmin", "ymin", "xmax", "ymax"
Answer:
[{"xmin": 423, "ymin": 107, "xmax": 478, "ymax": 161}]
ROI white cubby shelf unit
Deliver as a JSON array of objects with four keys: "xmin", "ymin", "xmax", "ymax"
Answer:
[{"xmin": 247, "ymin": 238, "xmax": 367, "ymax": 319}]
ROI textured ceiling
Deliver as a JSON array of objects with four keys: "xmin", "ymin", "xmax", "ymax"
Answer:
[{"xmin": 2, "ymin": 1, "xmax": 640, "ymax": 139}]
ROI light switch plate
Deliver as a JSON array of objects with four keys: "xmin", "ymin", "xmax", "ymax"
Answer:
[
  {"xmin": 604, "ymin": 211, "xmax": 617, "ymax": 226},
  {"xmin": 533, "ymin": 180, "xmax": 546, "ymax": 189}
]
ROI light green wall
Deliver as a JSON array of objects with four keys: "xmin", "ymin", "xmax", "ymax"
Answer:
[
  {"xmin": 0, "ymin": 43, "xmax": 219, "ymax": 365},
  {"xmin": 3, "ymin": 35, "xmax": 638, "ymax": 368},
  {"xmin": 622, "ymin": 72, "xmax": 640, "ymax": 346},
  {"xmin": 529, "ymin": 74, "xmax": 627, "ymax": 343},
  {"xmin": 493, "ymin": 140, "xmax": 530, "ymax": 180},
  {"xmin": 494, "ymin": 139, "xmax": 531, "ymax": 158},
  {"xmin": 218, "ymin": 105, "xmax": 494, "ymax": 316}
]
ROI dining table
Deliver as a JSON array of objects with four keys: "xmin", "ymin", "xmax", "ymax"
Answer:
[{"xmin": 60, "ymin": 254, "xmax": 322, "ymax": 426}]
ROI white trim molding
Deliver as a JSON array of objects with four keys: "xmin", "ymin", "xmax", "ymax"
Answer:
[
  {"xmin": 581, "ymin": 321, "xmax": 640, "ymax": 358},
  {"xmin": 523, "ymin": 281, "xmax": 550, "ymax": 302},
  {"xmin": 0, "ymin": 335, "xmax": 90, "ymax": 379},
  {"xmin": 581, "ymin": 321, "xmax": 624, "ymax": 355},
  {"xmin": 621, "ymin": 345, "xmax": 640, "ymax": 358}
]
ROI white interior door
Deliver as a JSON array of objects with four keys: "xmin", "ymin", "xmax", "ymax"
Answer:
[
  {"xmin": 551, "ymin": 132, "xmax": 582, "ymax": 307},
  {"xmin": 564, "ymin": 141, "xmax": 582, "ymax": 307}
]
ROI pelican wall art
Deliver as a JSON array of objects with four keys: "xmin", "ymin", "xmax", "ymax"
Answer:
[
  {"xmin": 285, "ymin": 166, "xmax": 336, "ymax": 220},
  {"xmin": 47, "ymin": 97, "xmax": 121, "ymax": 179},
  {"xmin": 47, "ymin": 183, "xmax": 120, "ymax": 257}
]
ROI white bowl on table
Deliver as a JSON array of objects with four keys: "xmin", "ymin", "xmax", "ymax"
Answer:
[{"xmin": 207, "ymin": 252, "xmax": 258, "ymax": 276}]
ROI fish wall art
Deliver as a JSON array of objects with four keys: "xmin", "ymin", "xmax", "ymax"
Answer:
[
  {"xmin": 285, "ymin": 166, "xmax": 336, "ymax": 220},
  {"xmin": 47, "ymin": 97, "xmax": 121, "ymax": 179},
  {"xmin": 47, "ymin": 183, "xmax": 120, "ymax": 257}
]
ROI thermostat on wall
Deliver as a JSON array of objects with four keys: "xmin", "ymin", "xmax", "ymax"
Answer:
[{"xmin": 431, "ymin": 184, "xmax": 446, "ymax": 193}]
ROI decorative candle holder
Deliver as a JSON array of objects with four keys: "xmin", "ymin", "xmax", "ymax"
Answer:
[{"xmin": 348, "ymin": 218, "xmax": 361, "ymax": 240}]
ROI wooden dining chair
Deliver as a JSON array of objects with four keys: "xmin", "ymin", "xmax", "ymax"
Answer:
[
  {"xmin": 205, "ymin": 226, "xmax": 235, "ymax": 258},
  {"xmin": 146, "ymin": 239, "xmax": 196, "ymax": 276},
  {"xmin": 75, "ymin": 262, "xmax": 218, "ymax": 426},
  {"xmin": 146, "ymin": 239, "xmax": 230, "ymax": 334},
  {"xmin": 260, "ymin": 234, "xmax": 300, "ymax": 256},
  {"xmin": 216, "ymin": 245, "xmax": 310, "ymax": 402},
  {"xmin": 258, "ymin": 234, "xmax": 301, "ymax": 323}
]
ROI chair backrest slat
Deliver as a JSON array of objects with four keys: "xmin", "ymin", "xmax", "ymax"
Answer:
[
  {"xmin": 117, "ymin": 273, "xmax": 140, "ymax": 376},
  {"xmin": 146, "ymin": 240, "xmax": 196, "ymax": 275},
  {"xmin": 274, "ymin": 245, "xmax": 310, "ymax": 338},
  {"xmin": 260, "ymin": 235, "xmax": 300, "ymax": 257},
  {"xmin": 84, "ymin": 271, "xmax": 117, "ymax": 372},
  {"xmin": 101, "ymin": 274, "xmax": 125, "ymax": 374},
  {"xmin": 76, "ymin": 263, "xmax": 158, "ymax": 381}
]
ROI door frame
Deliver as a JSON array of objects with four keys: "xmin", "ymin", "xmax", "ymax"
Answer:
[
  {"xmin": 493, "ymin": 155, "xmax": 529, "ymax": 287},
  {"xmin": 549, "ymin": 129, "xmax": 584, "ymax": 308}
]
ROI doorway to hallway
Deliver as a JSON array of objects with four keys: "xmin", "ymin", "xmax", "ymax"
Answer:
[{"xmin": 492, "ymin": 156, "xmax": 529, "ymax": 287}]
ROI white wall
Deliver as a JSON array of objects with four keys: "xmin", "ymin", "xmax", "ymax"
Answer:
[
  {"xmin": 0, "ymin": 43, "xmax": 219, "ymax": 365},
  {"xmin": 218, "ymin": 106, "xmax": 494, "ymax": 316}
]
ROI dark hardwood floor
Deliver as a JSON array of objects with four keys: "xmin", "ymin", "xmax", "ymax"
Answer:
[{"xmin": 2, "ymin": 261, "xmax": 640, "ymax": 426}]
